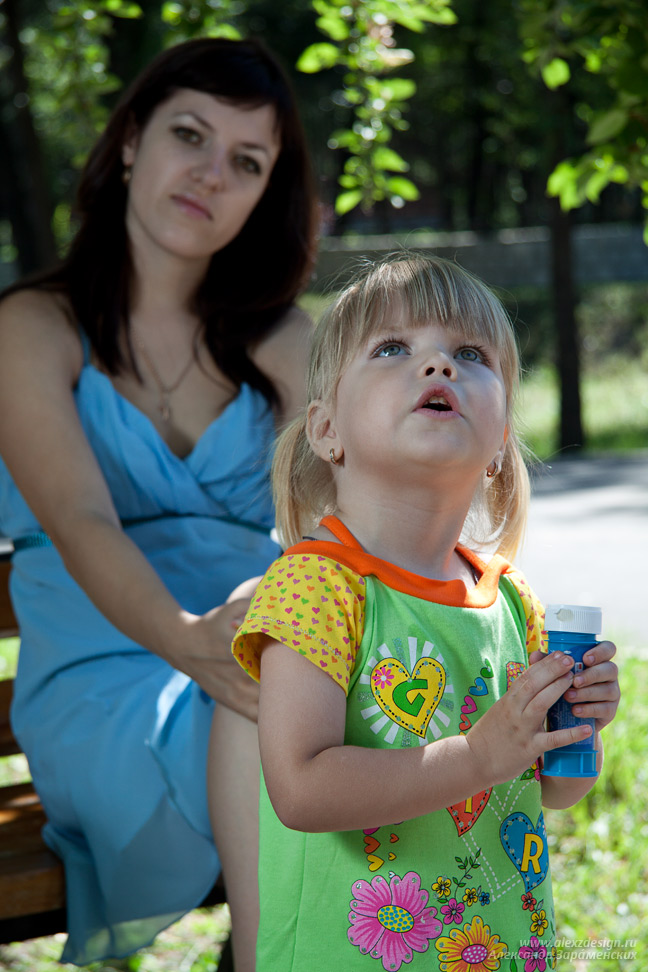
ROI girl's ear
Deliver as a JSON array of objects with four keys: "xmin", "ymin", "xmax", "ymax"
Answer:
[{"xmin": 306, "ymin": 399, "xmax": 340, "ymax": 462}]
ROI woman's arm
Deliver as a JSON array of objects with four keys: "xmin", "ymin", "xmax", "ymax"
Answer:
[
  {"xmin": 250, "ymin": 305, "xmax": 312, "ymax": 426},
  {"xmin": 0, "ymin": 290, "xmax": 258, "ymax": 715},
  {"xmin": 257, "ymin": 638, "xmax": 589, "ymax": 833}
]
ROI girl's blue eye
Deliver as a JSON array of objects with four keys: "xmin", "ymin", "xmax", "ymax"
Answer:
[
  {"xmin": 457, "ymin": 347, "xmax": 483, "ymax": 362},
  {"xmin": 374, "ymin": 342, "xmax": 406, "ymax": 358}
]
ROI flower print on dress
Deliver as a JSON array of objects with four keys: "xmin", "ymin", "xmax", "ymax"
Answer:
[
  {"xmin": 441, "ymin": 898, "xmax": 466, "ymax": 924},
  {"xmin": 519, "ymin": 936, "xmax": 548, "ymax": 972},
  {"xmin": 521, "ymin": 892, "xmax": 537, "ymax": 912},
  {"xmin": 530, "ymin": 909, "xmax": 549, "ymax": 936},
  {"xmin": 436, "ymin": 914, "xmax": 508, "ymax": 972},
  {"xmin": 462, "ymin": 888, "xmax": 479, "ymax": 906},
  {"xmin": 372, "ymin": 664, "xmax": 394, "ymax": 690},
  {"xmin": 433, "ymin": 876, "xmax": 452, "ymax": 900},
  {"xmin": 348, "ymin": 871, "xmax": 442, "ymax": 971}
]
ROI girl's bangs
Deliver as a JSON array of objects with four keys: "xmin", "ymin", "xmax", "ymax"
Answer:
[
  {"xmin": 312, "ymin": 256, "xmax": 519, "ymax": 402},
  {"xmin": 343, "ymin": 258, "xmax": 514, "ymax": 354}
]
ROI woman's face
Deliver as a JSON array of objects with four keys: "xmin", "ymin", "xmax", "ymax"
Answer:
[{"xmin": 121, "ymin": 88, "xmax": 281, "ymax": 265}]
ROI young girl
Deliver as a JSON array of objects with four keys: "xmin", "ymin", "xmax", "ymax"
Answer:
[{"xmin": 233, "ymin": 255, "xmax": 620, "ymax": 972}]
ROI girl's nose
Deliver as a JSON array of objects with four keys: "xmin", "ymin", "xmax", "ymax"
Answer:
[{"xmin": 422, "ymin": 348, "xmax": 457, "ymax": 380}]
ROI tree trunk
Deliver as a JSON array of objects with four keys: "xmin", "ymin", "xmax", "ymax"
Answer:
[
  {"xmin": 1, "ymin": 0, "xmax": 57, "ymax": 275},
  {"xmin": 547, "ymin": 84, "xmax": 584, "ymax": 452},
  {"xmin": 549, "ymin": 199, "xmax": 583, "ymax": 450}
]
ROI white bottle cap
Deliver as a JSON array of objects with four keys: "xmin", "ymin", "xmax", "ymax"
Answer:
[{"xmin": 545, "ymin": 603, "xmax": 602, "ymax": 635}]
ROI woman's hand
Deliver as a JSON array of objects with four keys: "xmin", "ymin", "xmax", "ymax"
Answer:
[{"xmin": 181, "ymin": 597, "xmax": 260, "ymax": 721}]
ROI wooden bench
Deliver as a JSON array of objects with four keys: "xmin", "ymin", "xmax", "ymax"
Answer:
[{"xmin": 0, "ymin": 553, "xmax": 232, "ymax": 967}]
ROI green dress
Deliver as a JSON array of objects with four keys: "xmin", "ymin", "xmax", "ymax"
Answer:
[{"xmin": 235, "ymin": 517, "xmax": 555, "ymax": 972}]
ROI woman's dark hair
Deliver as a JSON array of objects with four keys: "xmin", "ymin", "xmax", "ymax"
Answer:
[{"xmin": 7, "ymin": 37, "xmax": 317, "ymax": 403}]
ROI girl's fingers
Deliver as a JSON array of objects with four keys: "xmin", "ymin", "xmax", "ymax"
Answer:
[
  {"xmin": 543, "ymin": 722, "xmax": 592, "ymax": 752},
  {"xmin": 583, "ymin": 640, "xmax": 616, "ymax": 666},
  {"xmin": 565, "ymin": 678, "xmax": 620, "ymax": 706},
  {"xmin": 572, "ymin": 660, "xmax": 618, "ymax": 690},
  {"xmin": 514, "ymin": 652, "xmax": 575, "ymax": 712}
]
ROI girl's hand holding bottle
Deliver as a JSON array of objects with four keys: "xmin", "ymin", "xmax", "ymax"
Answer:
[
  {"xmin": 529, "ymin": 640, "xmax": 620, "ymax": 734},
  {"xmin": 465, "ymin": 650, "xmax": 595, "ymax": 788}
]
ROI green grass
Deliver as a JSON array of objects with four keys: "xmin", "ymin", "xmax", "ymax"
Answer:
[{"xmin": 519, "ymin": 360, "xmax": 648, "ymax": 460}]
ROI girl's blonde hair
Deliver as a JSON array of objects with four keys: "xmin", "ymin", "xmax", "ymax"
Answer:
[{"xmin": 273, "ymin": 254, "xmax": 530, "ymax": 560}]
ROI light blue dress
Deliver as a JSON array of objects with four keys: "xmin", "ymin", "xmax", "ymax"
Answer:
[{"xmin": 0, "ymin": 343, "xmax": 280, "ymax": 965}]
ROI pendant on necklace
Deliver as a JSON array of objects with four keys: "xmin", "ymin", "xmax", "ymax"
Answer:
[{"xmin": 160, "ymin": 394, "xmax": 172, "ymax": 423}]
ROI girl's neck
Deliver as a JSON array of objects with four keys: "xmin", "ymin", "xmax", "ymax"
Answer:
[{"xmin": 333, "ymin": 482, "xmax": 477, "ymax": 582}]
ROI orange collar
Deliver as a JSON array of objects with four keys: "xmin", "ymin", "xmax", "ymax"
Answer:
[{"xmin": 284, "ymin": 515, "xmax": 511, "ymax": 608}]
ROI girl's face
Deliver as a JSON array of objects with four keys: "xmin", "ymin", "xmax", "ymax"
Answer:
[
  {"xmin": 121, "ymin": 88, "xmax": 281, "ymax": 266},
  {"xmin": 323, "ymin": 306, "xmax": 508, "ymax": 484}
]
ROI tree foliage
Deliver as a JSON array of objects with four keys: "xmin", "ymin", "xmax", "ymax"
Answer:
[
  {"xmin": 1, "ymin": 0, "xmax": 643, "ymax": 248},
  {"xmin": 517, "ymin": 0, "xmax": 648, "ymax": 242},
  {"xmin": 297, "ymin": 0, "xmax": 456, "ymax": 215}
]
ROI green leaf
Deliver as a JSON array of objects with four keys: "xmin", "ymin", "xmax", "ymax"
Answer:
[
  {"xmin": 102, "ymin": 0, "xmax": 142, "ymax": 16},
  {"xmin": 372, "ymin": 147, "xmax": 409, "ymax": 172},
  {"xmin": 161, "ymin": 1, "xmax": 182, "ymax": 24},
  {"xmin": 205, "ymin": 24, "xmax": 242, "ymax": 40},
  {"xmin": 379, "ymin": 78, "xmax": 417, "ymax": 101},
  {"xmin": 296, "ymin": 43, "xmax": 340, "ymax": 74},
  {"xmin": 335, "ymin": 189, "xmax": 363, "ymax": 215},
  {"xmin": 541, "ymin": 58, "xmax": 570, "ymax": 89},
  {"xmin": 314, "ymin": 14, "xmax": 350, "ymax": 42},
  {"xmin": 586, "ymin": 109, "xmax": 629, "ymax": 146},
  {"xmin": 386, "ymin": 176, "xmax": 420, "ymax": 200}
]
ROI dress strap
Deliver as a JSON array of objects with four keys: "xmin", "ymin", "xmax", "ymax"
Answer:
[{"xmin": 78, "ymin": 328, "xmax": 92, "ymax": 366}]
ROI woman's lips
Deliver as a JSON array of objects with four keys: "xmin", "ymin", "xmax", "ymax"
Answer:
[{"xmin": 171, "ymin": 194, "xmax": 212, "ymax": 219}]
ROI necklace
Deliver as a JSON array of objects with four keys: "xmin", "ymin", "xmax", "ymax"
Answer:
[{"xmin": 134, "ymin": 332, "xmax": 197, "ymax": 423}]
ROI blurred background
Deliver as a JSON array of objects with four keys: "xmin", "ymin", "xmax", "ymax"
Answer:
[
  {"xmin": 0, "ymin": 2, "xmax": 646, "ymax": 971},
  {"xmin": 2, "ymin": 0, "xmax": 647, "ymax": 460}
]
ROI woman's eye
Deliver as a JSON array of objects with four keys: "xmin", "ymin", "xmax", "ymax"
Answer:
[
  {"xmin": 235, "ymin": 155, "xmax": 262, "ymax": 175},
  {"xmin": 374, "ymin": 342, "xmax": 407, "ymax": 358},
  {"xmin": 173, "ymin": 126, "xmax": 202, "ymax": 145}
]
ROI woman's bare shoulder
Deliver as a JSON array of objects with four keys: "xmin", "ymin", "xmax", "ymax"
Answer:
[
  {"xmin": 0, "ymin": 288, "xmax": 83, "ymax": 374},
  {"xmin": 0, "ymin": 286, "xmax": 72, "ymax": 326}
]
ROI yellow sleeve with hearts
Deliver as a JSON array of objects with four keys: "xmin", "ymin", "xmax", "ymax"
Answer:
[{"xmin": 233, "ymin": 554, "xmax": 366, "ymax": 695}]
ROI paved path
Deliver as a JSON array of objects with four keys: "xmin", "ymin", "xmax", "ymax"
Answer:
[{"xmin": 516, "ymin": 453, "xmax": 647, "ymax": 656}]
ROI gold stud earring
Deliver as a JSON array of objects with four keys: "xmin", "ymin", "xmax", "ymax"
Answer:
[{"xmin": 122, "ymin": 166, "xmax": 132, "ymax": 185}]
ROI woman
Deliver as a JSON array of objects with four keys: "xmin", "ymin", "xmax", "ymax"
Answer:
[{"xmin": 0, "ymin": 36, "xmax": 316, "ymax": 970}]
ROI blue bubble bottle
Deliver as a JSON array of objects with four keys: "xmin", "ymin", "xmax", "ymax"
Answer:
[{"xmin": 542, "ymin": 604, "xmax": 602, "ymax": 778}]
